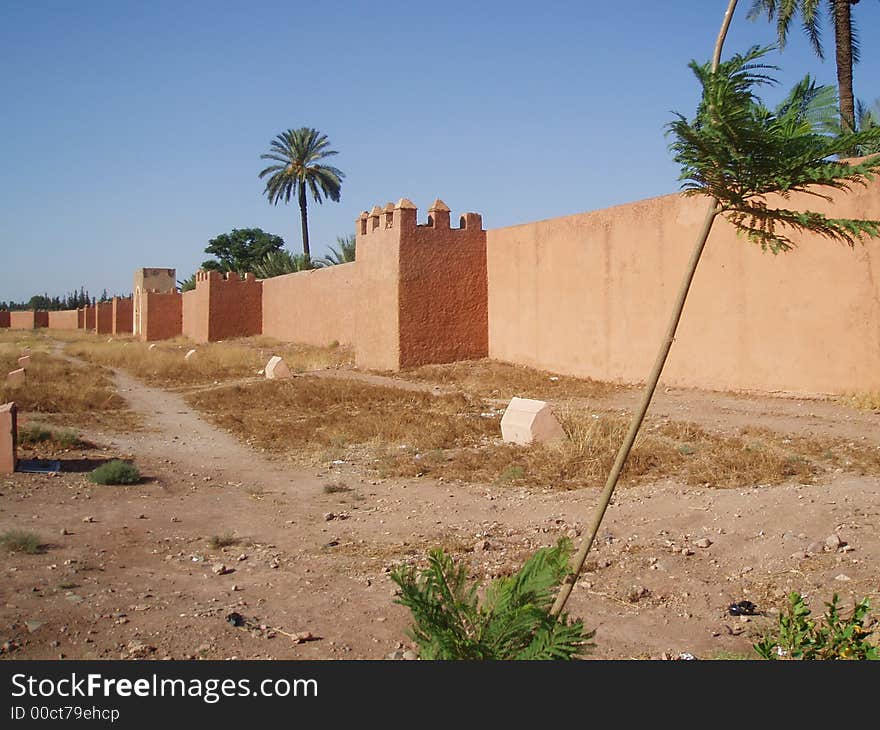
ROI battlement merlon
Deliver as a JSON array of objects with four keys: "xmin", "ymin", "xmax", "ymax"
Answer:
[{"xmin": 356, "ymin": 198, "xmax": 483, "ymax": 237}]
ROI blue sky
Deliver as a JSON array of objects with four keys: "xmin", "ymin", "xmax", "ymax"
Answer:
[{"xmin": 2, "ymin": 0, "xmax": 879, "ymax": 302}]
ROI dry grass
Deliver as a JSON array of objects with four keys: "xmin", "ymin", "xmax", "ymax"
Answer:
[
  {"xmin": 183, "ymin": 374, "xmax": 880, "ymax": 490},
  {"xmin": 400, "ymin": 359, "xmax": 624, "ymax": 400},
  {"xmin": 186, "ymin": 376, "xmax": 497, "ymax": 458},
  {"xmin": 845, "ymin": 392, "xmax": 880, "ymax": 411},
  {"xmin": 64, "ymin": 336, "xmax": 351, "ymax": 389},
  {"xmin": 0, "ymin": 349, "xmax": 137, "ymax": 431}
]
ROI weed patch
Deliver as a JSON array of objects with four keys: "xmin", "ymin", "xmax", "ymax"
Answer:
[{"xmin": 89, "ymin": 460, "xmax": 141, "ymax": 485}]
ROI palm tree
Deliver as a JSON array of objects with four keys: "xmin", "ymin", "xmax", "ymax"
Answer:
[
  {"xmin": 258, "ymin": 128, "xmax": 344, "ymax": 261},
  {"xmin": 315, "ymin": 234, "xmax": 356, "ymax": 267},
  {"xmin": 252, "ymin": 249, "xmax": 314, "ymax": 279},
  {"xmin": 747, "ymin": 0, "xmax": 866, "ymax": 135}
]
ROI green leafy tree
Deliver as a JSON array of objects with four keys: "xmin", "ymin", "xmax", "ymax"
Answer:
[
  {"xmin": 201, "ymin": 228, "xmax": 285, "ymax": 275},
  {"xmin": 258, "ymin": 127, "xmax": 344, "ymax": 261},
  {"xmin": 252, "ymin": 249, "xmax": 315, "ymax": 279},
  {"xmin": 316, "ymin": 234, "xmax": 356, "ymax": 267},
  {"xmin": 392, "ymin": 538, "xmax": 594, "ymax": 660},
  {"xmin": 551, "ymin": 0, "xmax": 880, "ymax": 618},
  {"xmin": 747, "ymin": 0, "xmax": 870, "ymax": 136}
]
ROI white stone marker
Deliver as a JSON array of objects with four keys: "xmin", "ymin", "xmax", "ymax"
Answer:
[
  {"xmin": 500, "ymin": 397, "xmax": 566, "ymax": 445},
  {"xmin": 265, "ymin": 355, "xmax": 291, "ymax": 380},
  {"xmin": 184, "ymin": 349, "xmax": 197, "ymax": 362}
]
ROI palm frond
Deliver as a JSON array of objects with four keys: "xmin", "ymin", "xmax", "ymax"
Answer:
[
  {"xmin": 668, "ymin": 45, "xmax": 880, "ymax": 253},
  {"xmin": 391, "ymin": 538, "xmax": 594, "ymax": 660}
]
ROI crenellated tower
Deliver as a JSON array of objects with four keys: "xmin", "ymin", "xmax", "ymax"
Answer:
[{"xmin": 354, "ymin": 197, "xmax": 488, "ymax": 370}]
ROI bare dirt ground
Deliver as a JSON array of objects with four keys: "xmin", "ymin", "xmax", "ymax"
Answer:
[{"xmin": 2, "ymin": 348, "xmax": 879, "ymax": 660}]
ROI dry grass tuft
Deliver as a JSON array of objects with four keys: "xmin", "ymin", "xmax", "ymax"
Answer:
[
  {"xmin": 181, "ymin": 374, "xmax": 880, "ymax": 490},
  {"xmin": 0, "ymin": 350, "xmax": 136, "ymax": 431},
  {"xmin": 65, "ymin": 336, "xmax": 351, "ymax": 389},
  {"xmin": 844, "ymin": 391, "xmax": 880, "ymax": 411},
  {"xmin": 400, "ymin": 359, "xmax": 624, "ymax": 400},
  {"xmin": 186, "ymin": 376, "xmax": 497, "ymax": 458}
]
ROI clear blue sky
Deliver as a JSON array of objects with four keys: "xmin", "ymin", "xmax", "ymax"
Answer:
[{"xmin": 2, "ymin": 0, "xmax": 879, "ymax": 303}]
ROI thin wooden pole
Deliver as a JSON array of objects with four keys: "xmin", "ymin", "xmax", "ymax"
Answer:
[{"xmin": 550, "ymin": 0, "xmax": 738, "ymax": 618}]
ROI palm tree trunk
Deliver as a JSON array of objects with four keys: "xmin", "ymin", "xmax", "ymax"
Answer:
[
  {"xmin": 298, "ymin": 183, "xmax": 311, "ymax": 260},
  {"xmin": 833, "ymin": 0, "xmax": 856, "ymax": 135},
  {"xmin": 550, "ymin": 0, "xmax": 737, "ymax": 618}
]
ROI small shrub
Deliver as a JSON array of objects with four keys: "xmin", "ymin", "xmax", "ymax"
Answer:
[
  {"xmin": 208, "ymin": 533, "xmax": 239, "ymax": 549},
  {"xmin": 18, "ymin": 423, "xmax": 82, "ymax": 448},
  {"xmin": 496, "ymin": 464, "xmax": 525, "ymax": 483},
  {"xmin": 323, "ymin": 482, "xmax": 351, "ymax": 494},
  {"xmin": 0, "ymin": 530, "xmax": 44, "ymax": 555},
  {"xmin": 754, "ymin": 591, "xmax": 879, "ymax": 660},
  {"xmin": 18, "ymin": 423, "xmax": 52, "ymax": 445},
  {"xmin": 391, "ymin": 538, "xmax": 594, "ymax": 660},
  {"xmin": 89, "ymin": 460, "xmax": 141, "ymax": 485}
]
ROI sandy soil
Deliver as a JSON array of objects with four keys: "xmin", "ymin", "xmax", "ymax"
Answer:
[{"xmin": 1, "ymin": 363, "xmax": 879, "ymax": 660}]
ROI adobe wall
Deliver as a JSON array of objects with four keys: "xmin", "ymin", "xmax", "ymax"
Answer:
[
  {"xmin": 261, "ymin": 263, "xmax": 357, "ymax": 347},
  {"xmin": 398, "ymin": 203, "xmax": 487, "ymax": 368},
  {"xmin": 112, "ymin": 297, "xmax": 133, "ymax": 334},
  {"xmin": 76, "ymin": 308, "xmax": 84, "ymax": 329},
  {"xmin": 47, "ymin": 310, "xmax": 79, "ymax": 330},
  {"xmin": 354, "ymin": 204, "xmax": 403, "ymax": 370},
  {"xmin": 95, "ymin": 302, "xmax": 113, "ymax": 334},
  {"xmin": 140, "ymin": 291, "xmax": 182, "ymax": 342},
  {"xmin": 84, "ymin": 306, "xmax": 96, "ymax": 330},
  {"xmin": 353, "ymin": 198, "xmax": 488, "ymax": 370},
  {"xmin": 182, "ymin": 287, "xmax": 208, "ymax": 342},
  {"xmin": 133, "ymin": 268, "xmax": 176, "ymax": 339},
  {"xmin": 487, "ymin": 180, "xmax": 880, "ymax": 395},
  {"xmin": 0, "ymin": 311, "xmax": 9, "ymax": 328},
  {"xmin": 9, "ymin": 311, "xmax": 35, "ymax": 329}
]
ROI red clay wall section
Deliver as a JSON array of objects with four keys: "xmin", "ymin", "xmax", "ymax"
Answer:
[
  {"xmin": 398, "ymin": 209, "xmax": 487, "ymax": 368},
  {"xmin": 183, "ymin": 271, "xmax": 262, "ymax": 343},
  {"xmin": 47, "ymin": 310, "xmax": 79, "ymax": 330},
  {"xmin": 261, "ymin": 264, "xmax": 357, "ymax": 347},
  {"xmin": 9, "ymin": 311, "xmax": 35, "ymax": 329},
  {"xmin": 84, "ymin": 306, "xmax": 96, "ymax": 330},
  {"xmin": 487, "ymin": 180, "xmax": 880, "ymax": 395},
  {"xmin": 141, "ymin": 292, "xmax": 182, "ymax": 341},
  {"xmin": 95, "ymin": 302, "xmax": 113, "ymax": 334},
  {"xmin": 0, "ymin": 312, "xmax": 9, "ymax": 328},
  {"xmin": 76, "ymin": 309, "xmax": 85, "ymax": 329},
  {"xmin": 112, "ymin": 298, "xmax": 133, "ymax": 335}
]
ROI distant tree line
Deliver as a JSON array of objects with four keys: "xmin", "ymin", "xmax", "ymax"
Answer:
[{"xmin": 0, "ymin": 287, "xmax": 125, "ymax": 311}]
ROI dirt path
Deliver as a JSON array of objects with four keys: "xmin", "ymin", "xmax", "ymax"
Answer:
[{"xmin": 3, "ymin": 356, "xmax": 880, "ymax": 661}]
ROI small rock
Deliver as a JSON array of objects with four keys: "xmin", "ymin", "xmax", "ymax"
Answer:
[
  {"xmin": 627, "ymin": 586, "xmax": 651, "ymax": 603},
  {"xmin": 323, "ymin": 512, "xmax": 336, "ymax": 522},
  {"xmin": 474, "ymin": 539, "xmax": 491, "ymax": 553},
  {"xmin": 790, "ymin": 551, "xmax": 808, "ymax": 560},
  {"xmin": 402, "ymin": 649, "xmax": 418, "ymax": 660},
  {"xmin": 82, "ymin": 516, "xmax": 94, "ymax": 523},
  {"xmin": 694, "ymin": 538, "xmax": 712, "ymax": 549},
  {"xmin": 834, "ymin": 574, "xmax": 851, "ymax": 582},
  {"xmin": 25, "ymin": 620, "xmax": 42, "ymax": 633},
  {"xmin": 825, "ymin": 534, "xmax": 846, "ymax": 552},
  {"xmin": 60, "ymin": 528, "xmax": 71, "ymax": 536},
  {"xmin": 212, "ymin": 563, "xmax": 232, "ymax": 576}
]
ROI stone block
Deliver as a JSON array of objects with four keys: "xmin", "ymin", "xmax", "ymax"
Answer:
[
  {"xmin": 500, "ymin": 397, "xmax": 566, "ymax": 445},
  {"xmin": 265, "ymin": 355, "xmax": 291, "ymax": 380},
  {"xmin": 0, "ymin": 402, "xmax": 17, "ymax": 474},
  {"xmin": 17, "ymin": 355, "xmax": 30, "ymax": 369},
  {"xmin": 184, "ymin": 349, "xmax": 197, "ymax": 362},
  {"xmin": 7, "ymin": 368, "xmax": 26, "ymax": 386}
]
